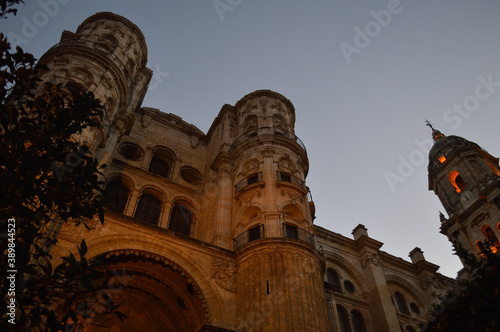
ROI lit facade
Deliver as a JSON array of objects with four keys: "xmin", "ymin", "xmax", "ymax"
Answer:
[{"xmin": 38, "ymin": 12, "xmax": 500, "ymax": 332}]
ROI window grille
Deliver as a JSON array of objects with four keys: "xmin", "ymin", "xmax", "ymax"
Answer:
[
  {"xmin": 351, "ymin": 310, "xmax": 366, "ymax": 332},
  {"xmin": 337, "ymin": 305, "xmax": 351, "ymax": 332},
  {"xmin": 394, "ymin": 292, "xmax": 410, "ymax": 315},
  {"xmin": 149, "ymin": 156, "xmax": 169, "ymax": 177},
  {"xmin": 169, "ymin": 205, "xmax": 192, "ymax": 236},
  {"xmin": 103, "ymin": 181, "xmax": 129, "ymax": 213},
  {"xmin": 135, "ymin": 194, "xmax": 161, "ymax": 225}
]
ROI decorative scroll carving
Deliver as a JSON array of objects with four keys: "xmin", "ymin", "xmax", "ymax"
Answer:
[
  {"xmin": 361, "ymin": 253, "xmax": 383, "ymax": 269},
  {"xmin": 280, "ymin": 188, "xmax": 301, "ymax": 202},
  {"xmin": 239, "ymin": 190, "xmax": 262, "ymax": 207},
  {"xmin": 211, "ymin": 258, "xmax": 237, "ymax": 292}
]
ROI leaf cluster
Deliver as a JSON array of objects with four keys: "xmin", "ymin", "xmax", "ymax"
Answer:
[
  {"xmin": 0, "ymin": 20, "xmax": 119, "ymax": 330},
  {"xmin": 423, "ymin": 242, "xmax": 500, "ymax": 332}
]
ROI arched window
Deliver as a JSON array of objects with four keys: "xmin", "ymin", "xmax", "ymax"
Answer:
[
  {"xmin": 135, "ymin": 193, "xmax": 162, "ymax": 225},
  {"xmin": 394, "ymin": 291, "xmax": 410, "ymax": 315},
  {"xmin": 449, "ymin": 170, "xmax": 466, "ymax": 193},
  {"xmin": 103, "ymin": 181, "xmax": 130, "ymax": 213},
  {"xmin": 148, "ymin": 148, "xmax": 175, "ymax": 178},
  {"xmin": 351, "ymin": 310, "xmax": 366, "ymax": 332},
  {"xmin": 482, "ymin": 225, "xmax": 499, "ymax": 244},
  {"xmin": 476, "ymin": 240, "xmax": 486, "ymax": 254},
  {"xmin": 326, "ymin": 269, "xmax": 342, "ymax": 293},
  {"xmin": 337, "ymin": 305, "xmax": 351, "ymax": 332},
  {"xmin": 169, "ymin": 204, "xmax": 193, "ymax": 236},
  {"xmin": 149, "ymin": 156, "xmax": 170, "ymax": 177}
]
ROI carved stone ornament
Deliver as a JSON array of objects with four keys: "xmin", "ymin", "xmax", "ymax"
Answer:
[
  {"xmin": 142, "ymin": 114, "xmax": 152, "ymax": 127},
  {"xmin": 190, "ymin": 135, "xmax": 199, "ymax": 148},
  {"xmin": 211, "ymin": 258, "xmax": 237, "ymax": 292},
  {"xmin": 259, "ymin": 98, "xmax": 268, "ymax": 110},
  {"xmin": 420, "ymin": 275, "xmax": 441, "ymax": 290},
  {"xmin": 361, "ymin": 253, "xmax": 383, "ymax": 269},
  {"xmin": 280, "ymin": 188, "xmax": 301, "ymax": 201},
  {"xmin": 239, "ymin": 190, "xmax": 262, "ymax": 206},
  {"xmin": 242, "ymin": 104, "xmax": 257, "ymax": 117}
]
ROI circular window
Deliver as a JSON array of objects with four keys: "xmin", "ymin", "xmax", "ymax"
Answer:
[
  {"xmin": 119, "ymin": 143, "xmax": 143, "ymax": 161},
  {"xmin": 343, "ymin": 280, "xmax": 355, "ymax": 293},
  {"xmin": 180, "ymin": 167, "xmax": 202, "ymax": 184},
  {"xmin": 410, "ymin": 303, "xmax": 420, "ymax": 315}
]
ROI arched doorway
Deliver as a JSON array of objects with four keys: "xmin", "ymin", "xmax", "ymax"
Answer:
[{"xmin": 80, "ymin": 250, "xmax": 210, "ymax": 331}]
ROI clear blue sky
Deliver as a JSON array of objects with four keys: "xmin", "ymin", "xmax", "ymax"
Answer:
[{"xmin": 3, "ymin": 0, "xmax": 500, "ymax": 277}]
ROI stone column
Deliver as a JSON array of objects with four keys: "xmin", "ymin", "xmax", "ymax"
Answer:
[
  {"xmin": 213, "ymin": 161, "xmax": 234, "ymax": 249},
  {"xmin": 353, "ymin": 230, "xmax": 400, "ymax": 332}
]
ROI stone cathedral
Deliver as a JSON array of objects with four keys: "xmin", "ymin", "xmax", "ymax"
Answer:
[{"xmin": 39, "ymin": 12, "xmax": 500, "ymax": 332}]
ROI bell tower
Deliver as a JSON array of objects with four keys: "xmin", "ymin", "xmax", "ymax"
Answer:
[
  {"xmin": 37, "ymin": 12, "xmax": 152, "ymax": 162},
  {"xmin": 427, "ymin": 127, "xmax": 500, "ymax": 258}
]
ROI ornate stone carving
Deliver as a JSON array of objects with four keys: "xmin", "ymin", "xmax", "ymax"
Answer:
[
  {"xmin": 420, "ymin": 275, "xmax": 441, "ymax": 290},
  {"xmin": 361, "ymin": 253, "xmax": 383, "ymax": 269},
  {"xmin": 280, "ymin": 188, "xmax": 301, "ymax": 201},
  {"xmin": 259, "ymin": 98, "xmax": 268, "ymax": 110},
  {"xmin": 241, "ymin": 104, "xmax": 257, "ymax": 117},
  {"xmin": 239, "ymin": 190, "xmax": 262, "ymax": 206},
  {"xmin": 211, "ymin": 258, "xmax": 237, "ymax": 292}
]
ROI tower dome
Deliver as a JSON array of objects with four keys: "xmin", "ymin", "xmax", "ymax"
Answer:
[{"xmin": 428, "ymin": 132, "xmax": 479, "ymax": 175}]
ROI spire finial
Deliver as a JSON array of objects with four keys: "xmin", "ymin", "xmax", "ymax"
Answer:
[
  {"xmin": 425, "ymin": 119, "xmax": 445, "ymax": 142},
  {"xmin": 425, "ymin": 119, "xmax": 435, "ymax": 131}
]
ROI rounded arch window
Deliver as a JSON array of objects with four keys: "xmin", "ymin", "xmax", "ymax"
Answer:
[
  {"xmin": 351, "ymin": 310, "xmax": 366, "ymax": 332},
  {"xmin": 476, "ymin": 240, "xmax": 486, "ymax": 253},
  {"xmin": 326, "ymin": 268, "xmax": 341, "ymax": 293},
  {"xmin": 394, "ymin": 291, "xmax": 410, "ymax": 315},
  {"xmin": 149, "ymin": 148, "xmax": 175, "ymax": 178},
  {"xmin": 482, "ymin": 225, "xmax": 499, "ymax": 244},
  {"xmin": 135, "ymin": 193, "xmax": 162, "ymax": 225},
  {"xmin": 449, "ymin": 170, "xmax": 466, "ymax": 193},
  {"xmin": 119, "ymin": 142, "xmax": 143, "ymax": 161},
  {"xmin": 180, "ymin": 166, "xmax": 202, "ymax": 184},
  {"xmin": 337, "ymin": 305, "xmax": 351, "ymax": 332},
  {"xmin": 103, "ymin": 180, "xmax": 130, "ymax": 213},
  {"xmin": 169, "ymin": 203, "xmax": 194, "ymax": 236}
]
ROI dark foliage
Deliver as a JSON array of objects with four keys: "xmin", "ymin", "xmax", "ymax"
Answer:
[
  {"xmin": 423, "ymin": 243, "xmax": 500, "ymax": 332},
  {"xmin": 0, "ymin": 3, "xmax": 123, "ymax": 329}
]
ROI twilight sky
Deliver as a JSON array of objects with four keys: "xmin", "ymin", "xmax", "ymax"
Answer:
[{"xmin": 2, "ymin": 0, "xmax": 500, "ymax": 277}]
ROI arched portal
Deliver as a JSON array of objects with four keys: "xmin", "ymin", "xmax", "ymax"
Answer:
[{"xmin": 81, "ymin": 250, "xmax": 210, "ymax": 331}]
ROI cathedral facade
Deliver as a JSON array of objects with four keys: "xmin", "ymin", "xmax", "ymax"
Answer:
[{"xmin": 39, "ymin": 12, "xmax": 500, "ymax": 332}]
